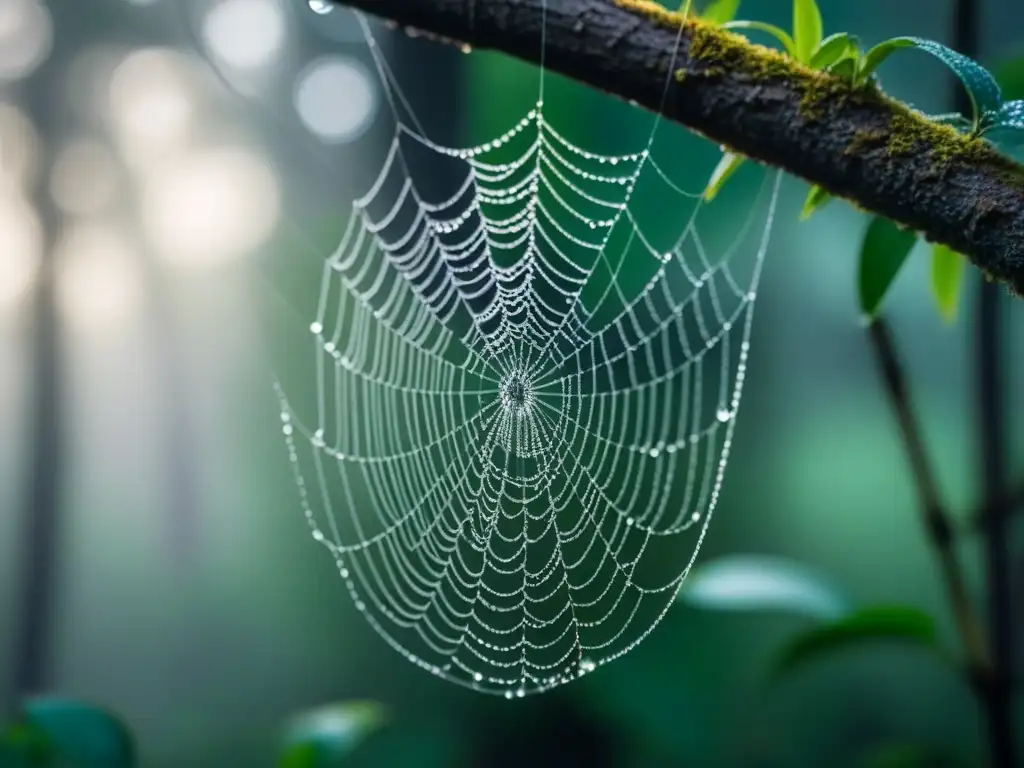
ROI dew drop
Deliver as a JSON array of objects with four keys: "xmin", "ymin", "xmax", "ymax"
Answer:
[
  {"xmin": 474, "ymin": 672, "xmax": 483, "ymax": 682},
  {"xmin": 716, "ymin": 409, "xmax": 732, "ymax": 423},
  {"xmin": 308, "ymin": 0, "xmax": 332, "ymax": 13},
  {"xmin": 579, "ymin": 658, "xmax": 596, "ymax": 674},
  {"xmin": 310, "ymin": 321, "xmax": 323, "ymax": 334}
]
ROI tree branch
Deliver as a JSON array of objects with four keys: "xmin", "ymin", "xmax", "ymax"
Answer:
[
  {"xmin": 329, "ymin": 0, "xmax": 1024, "ymax": 297},
  {"xmin": 867, "ymin": 320, "xmax": 991, "ymax": 676}
]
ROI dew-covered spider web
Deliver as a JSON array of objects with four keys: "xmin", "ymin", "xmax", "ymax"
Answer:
[{"xmin": 276, "ymin": 2, "xmax": 781, "ymax": 697}]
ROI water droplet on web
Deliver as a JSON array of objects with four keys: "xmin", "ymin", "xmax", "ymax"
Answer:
[
  {"xmin": 504, "ymin": 690, "xmax": 514, "ymax": 700},
  {"xmin": 716, "ymin": 409, "xmax": 732, "ymax": 422},
  {"xmin": 473, "ymin": 672, "xmax": 483, "ymax": 682},
  {"xmin": 579, "ymin": 658, "xmax": 596, "ymax": 674},
  {"xmin": 310, "ymin": 321, "xmax": 323, "ymax": 334}
]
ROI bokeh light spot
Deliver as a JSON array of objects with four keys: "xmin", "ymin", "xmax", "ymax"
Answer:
[
  {"xmin": 294, "ymin": 57, "xmax": 377, "ymax": 144},
  {"xmin": 57, "ymin": 224, "xmax": 143, "ymax": 332},
  {"xmin": 108, "ymin": 48, "xmax": 193, "ymax": 170},
  {"xmin": 0, "ymin": 102, "xmax": 40, "ymax": 191},
  {"xmin": 142, "ymin": 147, "xmax": 280, "ymax": 269},
  {"xmin": 0, "ymin": 0, "xmax": 53, "ymax": 81},
  {"xmin": 0, "ymin": 192, "xmax": 43, "ymax": 311},
  {"xmin": 203, "ymin": 0, "xmax": 285, "ymax": 70}
]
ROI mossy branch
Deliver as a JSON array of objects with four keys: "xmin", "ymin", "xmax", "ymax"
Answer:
[{"xmin": 327, "ymin": 0, "xmax": 1024, "ymax": 296}]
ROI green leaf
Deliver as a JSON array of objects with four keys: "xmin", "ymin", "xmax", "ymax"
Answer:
[
  {"xmin": 800, "ymin": 184, "xmax": 834, "ymax": 220},
  {"xmin": 992, "ymin": 100, "xmax": 1024, "ymax": 131},
  {"xmin": 860, "ymin": 743, "xmax": 968, "ymax": 768},
  {"xmin": 859, "ymin": 37, "xmax": 919, "ymax": 83},
  {"xmin": 793, "ymin": 0, "xmax": 824, "ymax": 64},
  {"xmin": 280, "ymin": 742, "xmax": 320, "ymax": 768},
  {"xmin": 858, "ymin": 216, "xmax": 918, "ymax": 319},
  {"xmin": 0, "ymin": 722, "xmax": 55, "ymax": 767},
  {"xmin": 930, "ymin": 244, "xmax": 965, "ymax": 322},
  {"xmin": 772, "ymin": 605, "xmax": 939, "ymax": 678},
  {"xmin": 703, "ymin": 151, "xmax": 745, "ymax": 201},
  {"xmin": 864, "ymin": 38, "xmax": 1002, "ymax": 130},
  {"xmin": 828, "ymin": 56, "xmax": 859, "ymax": 82},
  {"xmin": 700, "ymin": 0, "xmax": 741, "ymax": 25},
  {"xmin": 22, "ymin": 698, "xmax": 135, "ymax": 768},
  {"xmin": 722, "ymin": 21, "xmax": 797, "ymax": 57},
  {"xmin": 281, "ymin": 702, "xmax": 386, "ymax": 767},
  {"xmin": 809, "ymin": 32, "xmax": 858, "ymax": 70},
  {"xmin": 678, "ymin": 554, "xmax": 851, "ymax": 620},
  {"xmin": 993, "ymin": 56, "xmax": 1024, "ymax": 101},
  {"xmin": 987, "ymin": 100, "xmax": 1024, "ymax": 145}
]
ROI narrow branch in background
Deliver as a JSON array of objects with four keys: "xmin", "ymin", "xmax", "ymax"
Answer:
[
  {"xmin": 976, "ymin": 281, "xmax": 1016, "ymax": 768},
  {"xmin": 954, "ymin": 0, "xmax": 1018, "ymax": 760},
  {"xmin": 13, "ymin": 217, "xmax": 61, "ymax": 708},
  {"xmin": 329, "ymin": 0, "xmax": 1024, "ymax": 296},
  {"xmin": 867, "ymin": 320, "xmax": 990, "ymax": 674},
  {"xmin": 970, "ymin": 482, "xmax": 1024, "ymax": 532}
]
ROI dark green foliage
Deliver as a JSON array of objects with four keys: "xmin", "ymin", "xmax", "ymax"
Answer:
[
  {"xmin": 279, "ymin": 702, "xmax": 387, "ymax": 767},
  {"xmin": 858, "ymin": 216, "xmax": 918, "ymax": 319},
  {"xmin": 771, "ymin": 605, "xmax": 940, "ymax": 679}
]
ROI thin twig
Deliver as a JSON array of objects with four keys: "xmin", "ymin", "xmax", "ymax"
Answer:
[
  {"xmin": 954, "ymin": 0, "xmax": 1019, "ymax": 759},
  {"xmin": 867, "ymin": 320, "xmax": 990, "ymax": 673},
  {"xmin": 13, "ymin": 186, "xmax": 61, "ymax": 711},
  {"xmin": 977, "ymin": 254, "xmax": 1017, "ymax": 768}
]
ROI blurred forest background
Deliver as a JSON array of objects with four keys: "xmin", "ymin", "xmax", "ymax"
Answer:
[{"xmin": 1, "ymin": 0, "xmax": 1023, "ymax": 765}]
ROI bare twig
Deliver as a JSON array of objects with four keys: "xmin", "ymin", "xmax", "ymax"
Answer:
[
  {"xmin": 953, "ymin": 0, "xmax": 1019, "ymax": 760},
  {"xmin": 867, "ymin": 320, "xmax": 990, "ymax": 674}
]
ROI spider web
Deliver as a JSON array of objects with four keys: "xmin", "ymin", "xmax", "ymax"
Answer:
[{"xmin": 276, "ymin": 3, "xmax": 781, "ymax": 697}]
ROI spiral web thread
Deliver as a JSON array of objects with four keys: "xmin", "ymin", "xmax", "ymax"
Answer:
[{"xmin": 276, "ymin": 4, "xmax": 781, "ymax": 696}]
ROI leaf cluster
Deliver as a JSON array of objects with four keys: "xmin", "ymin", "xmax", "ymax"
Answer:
[
  {"xmin": 682, "ymin": 0, "xmax": 1024, "ymax": 322},
  {"xmin": 0, "ymin": 698, "xmax": 386, "ymax": 768},
  {"xmin": 677, "ymin": 555, "xmax": 960, "ymax": 765}
]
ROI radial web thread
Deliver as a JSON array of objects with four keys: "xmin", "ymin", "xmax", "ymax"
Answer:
[{"xmin": 277, "ymin": 7, "xmax": 781, "ymax": 697}]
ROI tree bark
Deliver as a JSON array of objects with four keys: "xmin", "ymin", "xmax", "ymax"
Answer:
[{"xmin": 327, "ymin": 0, "xmax": 1024, "ymax": 297}]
